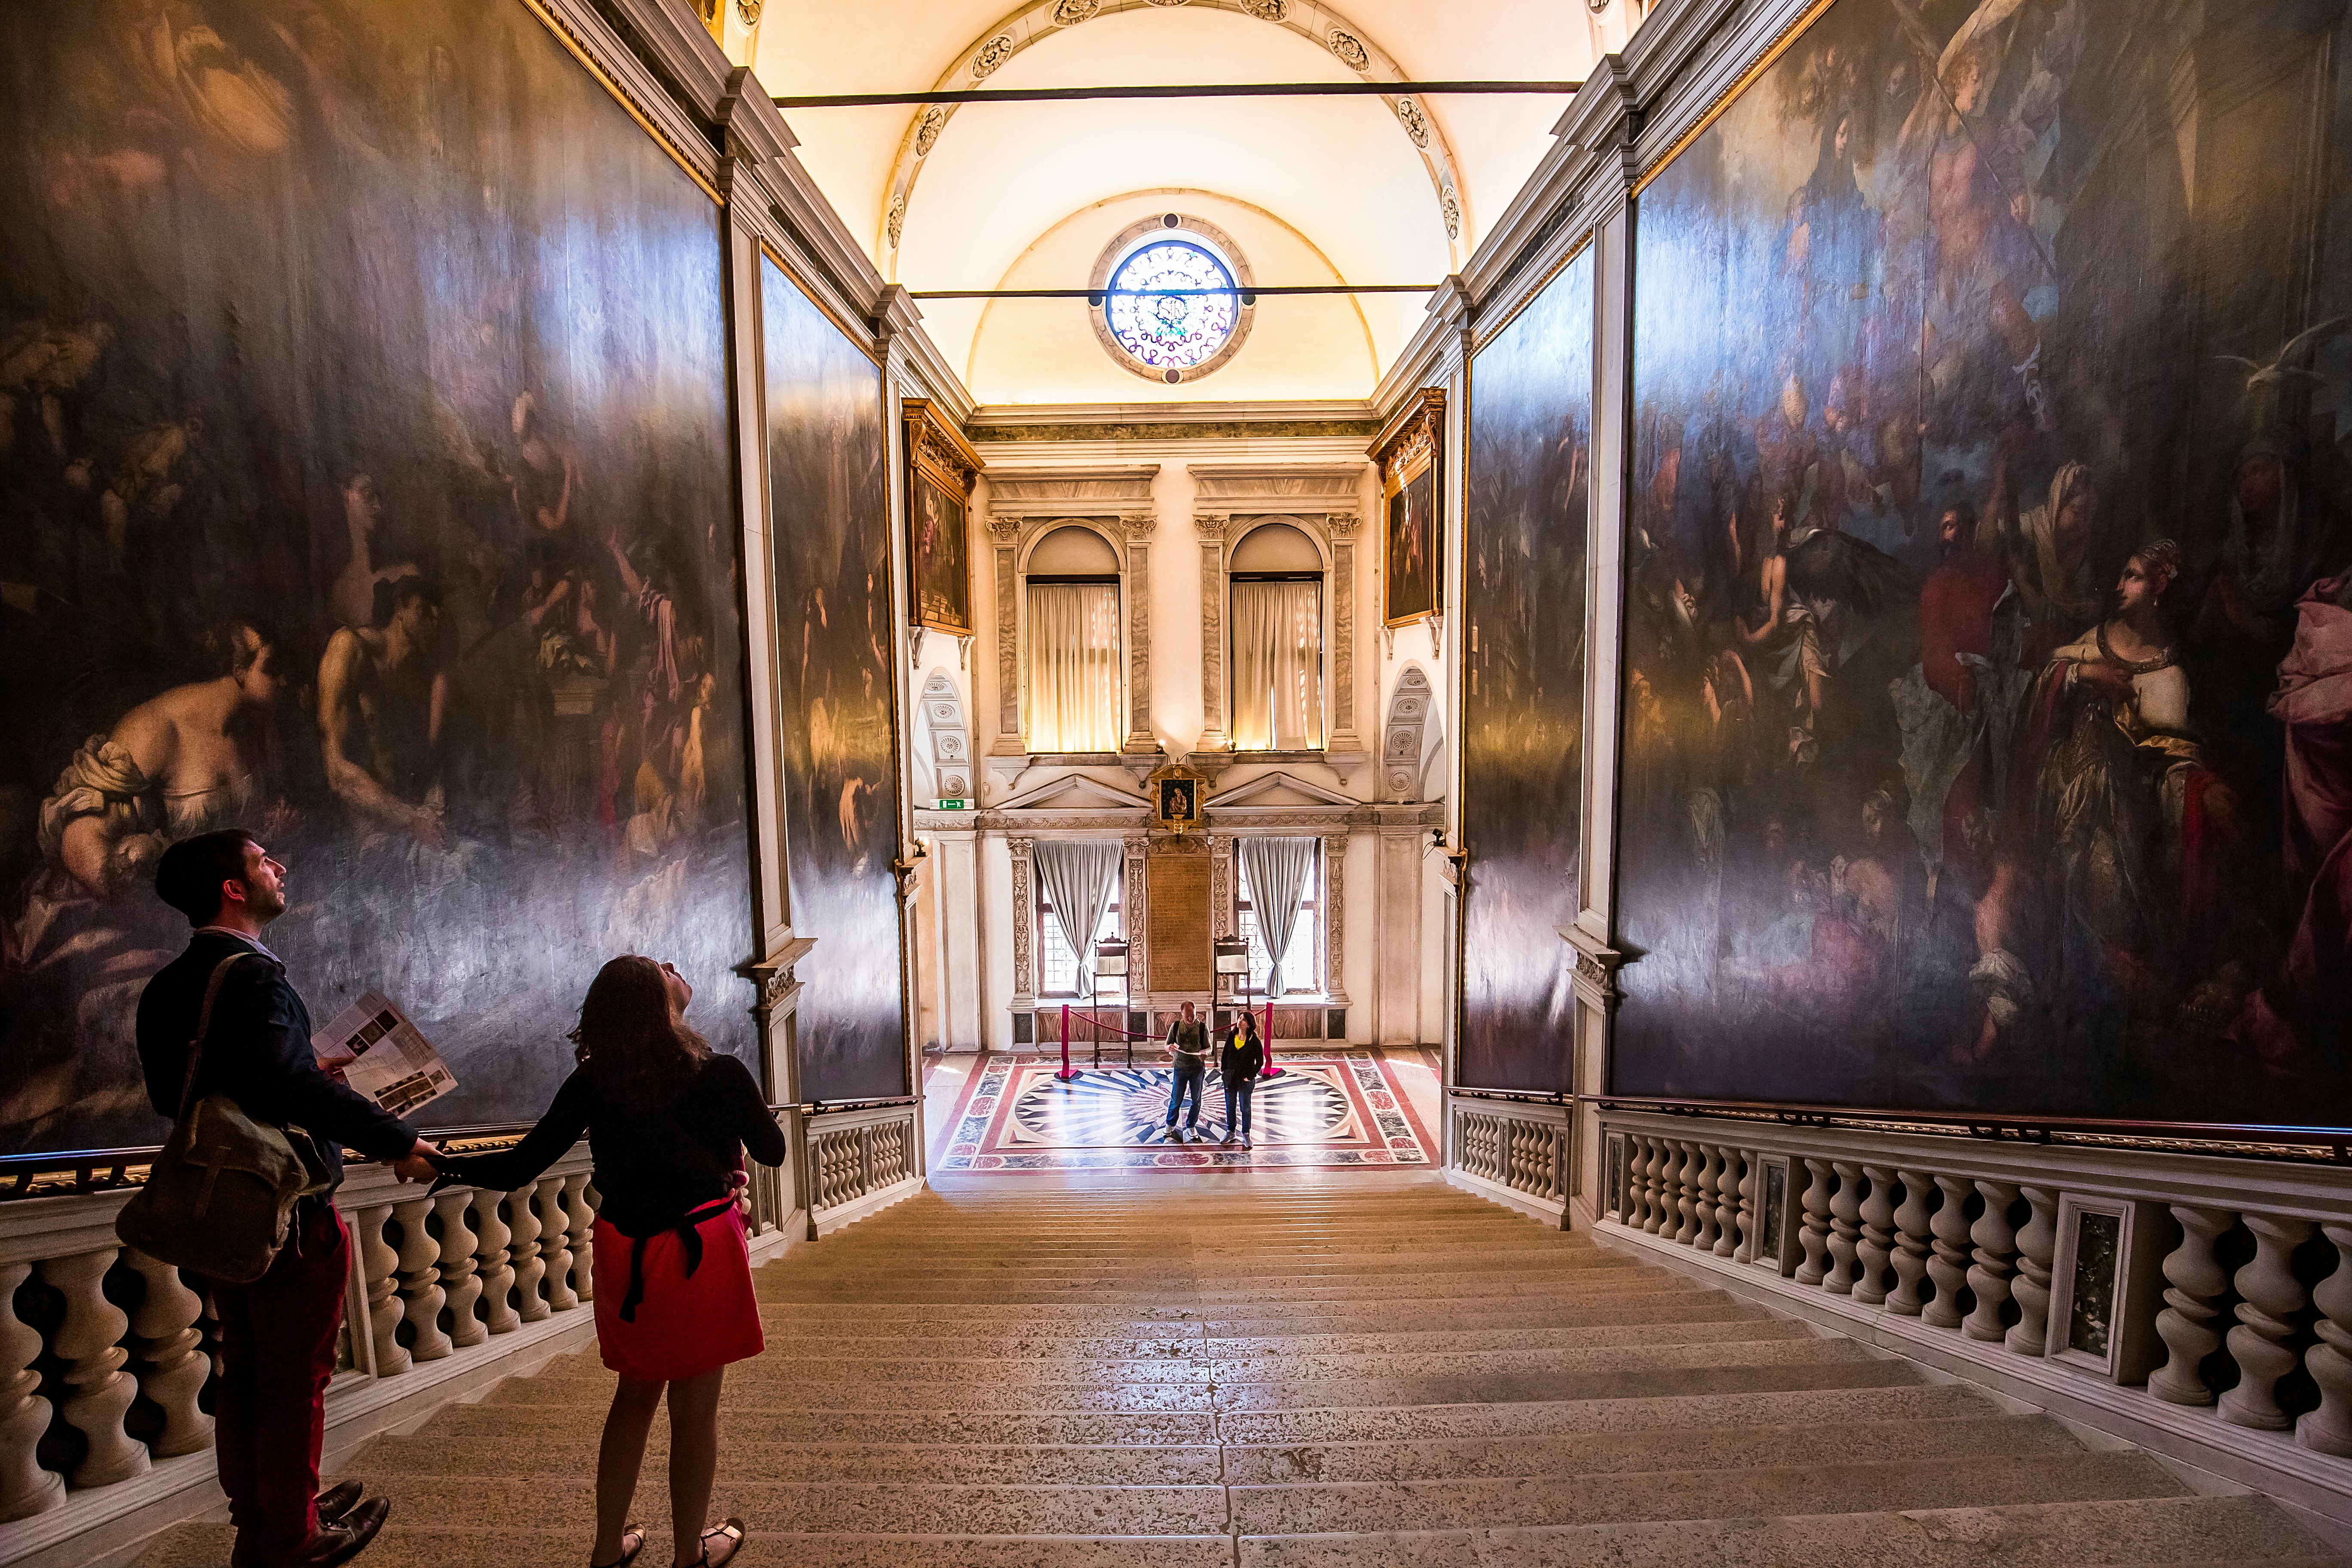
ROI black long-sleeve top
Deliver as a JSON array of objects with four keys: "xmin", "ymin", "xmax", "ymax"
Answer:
[
  {"xmin": 1220, "ymin": 1029, "xmax": 1265, "ymax": 1084},
  {"xmin": 136, "ymin": 932, "xmax": 419, "ymax": 1189},
  {"xmin": 437, "ymin": 1053, "xmax": 787, "ymax": 1237}
]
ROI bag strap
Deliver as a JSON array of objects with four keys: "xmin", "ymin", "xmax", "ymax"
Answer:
[{"xmin": 177, "ymin": 951, "xmax": 260, "ymax": 1122}]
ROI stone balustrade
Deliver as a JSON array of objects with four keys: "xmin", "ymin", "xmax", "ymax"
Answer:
[
  {"xmin": 1447, "ymin": 1095, "xmax": 1571, "ymax": 1225},
  {"xmin": 0, "ymin": 1142, "xmax": 595, "ymax": 1554},
  {"xmin": 1596, "ymin": 1110, "xmax": 2352, "ymax": 1493},
  {"xmin": 801, "ymin": 1103, "xmax": 920, "ymax": 1226}
]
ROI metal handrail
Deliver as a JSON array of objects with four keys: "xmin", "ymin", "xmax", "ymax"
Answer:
[{"xmin": 1451, "ymin": 1086, "xmax": 1572, "ymax": 1106}]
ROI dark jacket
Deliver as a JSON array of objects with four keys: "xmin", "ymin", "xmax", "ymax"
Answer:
[
  {"xmin": 438, "ymin": 1054, "xmax": 787, "ymax": 1237},
  {"xmin": 135, "ymin": 931, "xmax": 417, "ymax": 1188},
  {"xmin": 1220, "ymin": 1029, "xmax": 1265, "ymax": 1083}
]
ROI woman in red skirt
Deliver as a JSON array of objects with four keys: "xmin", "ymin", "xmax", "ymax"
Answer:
[{"xmin": 435, "ymin": 956, "xmax": 787, "ymax": 1568}]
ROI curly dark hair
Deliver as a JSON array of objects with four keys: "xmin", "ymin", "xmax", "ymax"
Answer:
[{"xmin": 572, "ymin": 955, "xmax": 709, "ymax": 1106}]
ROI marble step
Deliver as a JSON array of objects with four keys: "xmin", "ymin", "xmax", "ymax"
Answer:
[
  {"xmin": 434, "ymin": 1401, "xmax": 1220, "ymax": 1447},
  {"xmin": 1220, "ymin": 1412, "xmax": 2081, "ymax": 1483},
  {"xmin": 368, "ymin": 1433, "xmax": 1226, "ymax": 1485},
  {"xmin": 1228, "ymin": 1450, "xmax": 2186, "ymax": 1535},
  {"xmin": 1213, "ymin": 1354, "xmax": 1926, "ymax": 1414},
  {"xmin": 751, "ymin": 1288, "xmax": 1730, "ymax": 1332},
  {"xmin": 755, "ymin": 1274, "xmax": 1682, "ymax": 1305},
  {"xmin": 140, "ymin": 1526, "xmax": 1237, "ymax": 1568},
  {"xmin": 1213, "ymin": 1381, "xmax": 1997, "ymax": 1445},
  {"xmin": 1230, "ymin": 1494, "xmax": 2343, "ymax": 1567},
  {"xmin": 355, "ymin": 1473, "xmax": 1232, "ymax": 1536},
  {"xmin": 769, "ymin": 1259, "xmax": 1635, "ymax": 1286}
]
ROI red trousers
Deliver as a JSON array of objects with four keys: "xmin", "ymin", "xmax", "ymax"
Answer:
[{"xmin": 204, "ymin": 1200, "xmax": 349, "ymax": 1568}]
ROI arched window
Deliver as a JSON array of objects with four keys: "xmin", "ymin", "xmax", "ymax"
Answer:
[
  {"xmin": 1090, "ymin": 214, "xmax": 1256, "ymax": 386},
  {"xmin": 1229, "ymin": 521, "xmax": 1325, "ymax": 750},
  {"xmin": 1023, "ymin": 525, "xmax": 1122, "ymax": 753}
]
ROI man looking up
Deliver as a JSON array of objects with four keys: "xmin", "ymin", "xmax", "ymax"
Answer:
[{"xmin": 137, "ymin": 830, "xmax": 443, "ymax": 1568}]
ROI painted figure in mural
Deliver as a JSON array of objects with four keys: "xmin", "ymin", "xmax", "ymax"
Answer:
[
  {"xmin": 319, "ymin": 578, "xmax": 453, "ymax": 849},
  {"xmin": 1611, "ymin": 0, "xmax": 2352, "ymax": 1121}
]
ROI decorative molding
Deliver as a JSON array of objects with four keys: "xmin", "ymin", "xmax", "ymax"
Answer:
[
  {"xmin": 1087, "ymin": 212, "xmax": 1259, "ymax": 386},
  {"xmin": 1381, "ymin": 663, "xmax": 1435, "ymax": 801},
  {"xmin": 876, "ymin": 0, "xmax": 1473, "ymax": 275},
  {"xmin": 1008, "ymin": 835, "xmax": 1036, "ymax": 1001},
  {"xmin": 917, "ymin": 670, "xmax": 971, "ymax": 803},
  {"xmin": 1560, "ymin": 923, "xmax": 1626, "ymax": 1012},
  {"xmin": 1322, "ymin": 830, "xmax": 1350, "ymax": 1003},
  {"xmin": 1124, "ymin": 834, "xmax": 1150, "ymax": 993},
  {"xmin": 1210, "ymin": 833, "xmax": 1234, "ymax": 939}
]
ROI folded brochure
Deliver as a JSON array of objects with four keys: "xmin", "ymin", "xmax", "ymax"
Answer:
[{"xmin": 310, "ymin": 992, "xmax": 456, "ymax": 1118}]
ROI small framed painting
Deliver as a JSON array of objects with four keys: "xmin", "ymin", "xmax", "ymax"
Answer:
[
  {"xmin": 903, "ymin": 398, "xmax": 982, "ymax": 639},
  {"xmin": 1148, "ymin": 760, "xmax": 1207, "ymax": 835},
  {"xmin": 1371, "ymin": 387, "xmax": 1445, "ymax": 629},
  {"xmin": 2047, "ymin": 1195, "xmax": 2165, "ymax": 1382}
]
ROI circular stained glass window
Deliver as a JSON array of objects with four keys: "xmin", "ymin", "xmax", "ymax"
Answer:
[{"xmin": 1090, "ymin": 216, "xmax": 1256, "ymax": 385}]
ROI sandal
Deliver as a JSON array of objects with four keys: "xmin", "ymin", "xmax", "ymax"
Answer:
[
  {"xmin": 591, "ymin": 1524, "xmax": 645, "ymax": 1568},
  {"xmin": 691, "ymin": 1519, "xmax": 745, "ymax": 1568}
]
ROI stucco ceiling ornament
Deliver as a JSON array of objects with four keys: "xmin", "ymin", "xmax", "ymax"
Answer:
[
  {"xmin": 1395, "ymin": 96, "xmax": 1431, "ymax": 149},
  {"xmin": 735, "ymin": 0, "xmax": 763, "ymax": 24},
  {"xmin": 882, "ymin": 1, "xmax": 1471, "ymax": 273},
  {"xmin": 886, "ymin": 193, "xmax": 906, "ymax": 247},
  {"xmin": 971, "ymin": 33, "xmax": 1015, "ymax": 77}
]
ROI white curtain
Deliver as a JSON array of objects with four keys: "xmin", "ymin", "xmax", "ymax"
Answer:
[
  {"xmin": 1035, "ymin": 839, "xmax": 1122, "ymax": 995},
  {"xmin": 1027, "ymin": 582, "xmax": 1121, "ymax": 752},
  {"xmin": 1231, "ymin": 580, "xmax": 1323, "ymax": 750},
  {"xmin": 1240, "ymin": 836, "xmax": 1317, "ymax": 996}
]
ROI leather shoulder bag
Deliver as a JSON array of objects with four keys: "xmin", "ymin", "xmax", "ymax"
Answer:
[{"xmin": 116, "ymin": 953, "xmax": 331, "ymax": 1283}]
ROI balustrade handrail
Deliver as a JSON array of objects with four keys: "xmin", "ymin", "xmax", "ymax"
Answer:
[
  {"xmin": 0, "ymin": 1121, "xmax": 550, "ymax": 1200},
  {"xmin": 776, "ymin": 1096, "xmax": 920, "ymax": 1115},
  {"xmin": 1594, "ymin": 1093, "xmax": 2352, "ymax": 1164},
  {"xmin": 1451, "ymin": 1086, "xmax": 1571, "ymax": 1106}
]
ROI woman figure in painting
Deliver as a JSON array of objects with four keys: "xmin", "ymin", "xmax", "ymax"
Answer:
[
  {"xmin": 432, "ymin": 957, "xmax": 784, "ymax": 1568},
  {"xmin": 1970, "ymin": 540, "xmax": 2248, "ymax": 1055}
]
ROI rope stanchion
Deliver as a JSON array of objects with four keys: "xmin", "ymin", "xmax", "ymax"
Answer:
[
  {"xmin": 1262, "ymin": 997, "xmax": 1283, "ymax": 1078},
  {"xmin": 1056, "ymin": 1002, "xmax": 1078, "ymax": 1082}
]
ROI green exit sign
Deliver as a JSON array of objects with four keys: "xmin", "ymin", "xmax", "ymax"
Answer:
[{"xmin": 936, "ymin": 798, "xmax": 968, "ymax": 810}]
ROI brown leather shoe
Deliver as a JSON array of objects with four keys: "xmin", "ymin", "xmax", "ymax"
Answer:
[
  {"xmin": 315, "ymin": 1480, "xmax": 364, "ymax": 1527},
  {"xmin": 293, "ymin": 1496, "xmax": 389, "ymax": 1567}
]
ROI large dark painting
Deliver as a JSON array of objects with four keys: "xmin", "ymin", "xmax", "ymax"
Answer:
[
  {"xmin": 1461, "ymin": 249, "xmax": 1593, "ymax": 1090},
  {"xmin": 760, "ymin": 260, "xmax": 906, "ymax": 1102},
  {"xmin": 0, "ymin": 0, "xmax": 753, "ymax": 1155},
  {"xmin": 1617, "ymin": 0, "xmax": 2352, "ymax": 1124}
]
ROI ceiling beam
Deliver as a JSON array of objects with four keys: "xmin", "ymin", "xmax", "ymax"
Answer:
[
  {"xmin": 773, "ymin": 80, "xmax": 1581, "ymax": 109},
  {"xmin": 910, "ymin": 285, "xmax": 1441, "ymax": 300}
]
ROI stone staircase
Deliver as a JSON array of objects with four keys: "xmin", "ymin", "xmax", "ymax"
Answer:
[{"xmin": 140, "ymin": 1179, "xmax": 2346, "ymax": 1566}]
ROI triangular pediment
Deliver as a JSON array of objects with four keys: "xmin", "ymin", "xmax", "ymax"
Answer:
[
  {"xmin": 994, "ymin": 773, "xmax": 1152, "ymax": 813},
  {"xmin": 1204, "ymin": 770, "xmax": 1359, "ymax": 810}
]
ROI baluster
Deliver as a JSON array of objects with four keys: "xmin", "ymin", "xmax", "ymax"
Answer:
[
  {"xmin": 564, "ymin": 1173, "xmax": 597, "ymax": 1302},
  {"xmin": 1882, "ymin": 1170, "xmax": 1930, "ymax": 1315},
  {"xmin": 1825, "ymin": 1161, "xmax": 1864, "ymax": 1294},
  {"xmin": 539, "ymin": 1178, "xmax": 578, "ymax": 1313},
  {"xmin": 1796, "ymin": 1158, "xmax": 1835, "ymax": 1286},
  {"xmin": 1692, "ymin": 1145, "xmax": 1722, "ymax": 1250},
  {"xmin": 1637, "ymin": 1138, "xmax": 1664, "ymax": 1234},
  {"xmin": 432, "ymin": 1189, "xmax": 484, "ymax": 1348},
  {"xmin": 1674, "ymin": 1143, "xmax": 1703, "ymax": 1245},
  {"xmin": 1855, "ymin": 1165, "xmax": 1897, "ymax": 1305},
  {"xmin": 1964, "ymin": 1179, "xmax": 2019, "ymax": 1342},
  {"xmin": 1924, "ymin": 1175, "xmax": 1973, "ymax": 1329},
  {"xmin": 38, "ymin": 1248, "xmax": 147, "ymax": 1486},
  {"xmin": 390, "ymin": 1196, "xmax": 450, "ymax": 1363},
  {"xmin": 2219, "ymin": 1214, "xmax": 2317, "ymax": 1431},
  {"xmin": 354, "ymin": 1203, "xmax": 409, "ymax": 1376},
  {"xmin": 121, "ymin": 1252, "xmax": 211, "ymax": 1456},
  {"xmin": 2150, "ymin": 1206, "xmax": 2233, "ymax": 1406},
  {"xmin": 1733, "ymin": 1151, "xmax": 1759, "ymax": 1265},
  {"xmin": 471, "ymin": 1187, "xmax": 518, "ymax": 1336},
  {"xmin": 1633, "ymin": 1138, "xmax": 1659, "ymax": 1232},
  {"xmin": 2298, "ymin": 1222, "xmax": 2352, "ymax": 1456},
  {"xmin": 1713, "ymin": 1148, "xmax": 1742, "ymax": 1259},
  {"xmin": 2006, "ymin": 1186, "xmax": 2057, "ymax": 1356},
  {"xmin": 0, "ymin": 1261, "xmax": 65, "ymax": 1520},
  {"xmin": 508, "ymin": 1183, "xmax": 548, "ymax": 1322}
]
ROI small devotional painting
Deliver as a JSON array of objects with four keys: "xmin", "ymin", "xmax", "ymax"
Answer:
[
  {"xmin": 1376, "ymin": 389, "xmax": 1447, "ymax": 629},
  {"xmin": 1613, "ymin": 0, "xmax": 2352, "ymax": 1125},
  {"xmin": 903, "ymin": 399, "xmax": 981, "ymax": 640}
]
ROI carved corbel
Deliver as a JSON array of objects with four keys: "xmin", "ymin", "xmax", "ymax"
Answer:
[{"xmin": 1559, "ymin": 924, "xmax": 1626, "ymax": 1012}]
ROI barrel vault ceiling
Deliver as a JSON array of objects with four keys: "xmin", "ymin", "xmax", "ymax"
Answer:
[{"xmin": 744, "ymin": 0, "xmax": 1647, "ymax": 406}]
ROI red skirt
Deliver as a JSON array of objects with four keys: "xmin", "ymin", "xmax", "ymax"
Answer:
[{"xmin": 590, "ymin": 1203, "xmax": 763, "ymax": 1382}]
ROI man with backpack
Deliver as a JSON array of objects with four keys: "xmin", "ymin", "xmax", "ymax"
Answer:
[
  {"xmin": 1161, "ymin": 1001, "xmax": 1210, "ymax": 1142},
  {"xmin": 136, "ymin": 830, "xmax": 443, "ymax": 1568}
]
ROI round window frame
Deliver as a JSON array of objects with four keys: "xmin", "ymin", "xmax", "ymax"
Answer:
[{"xmin": 1088, "ymin": 214, "xmax": 1257, "ymax": 385}]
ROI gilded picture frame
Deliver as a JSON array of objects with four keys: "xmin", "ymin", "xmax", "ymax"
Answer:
[
  {"xmin": 1372, "ymin": 387, "xmax": 1446, "ymax": 629},
  {"xmin": 903, "ymin": 398, "xmax": 982, "ymax": 640}
]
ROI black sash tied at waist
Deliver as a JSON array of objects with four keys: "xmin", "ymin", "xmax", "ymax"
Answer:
[{"xmin": 614, "ymin": 1196, "xmax": 736, "ymax": 1324}]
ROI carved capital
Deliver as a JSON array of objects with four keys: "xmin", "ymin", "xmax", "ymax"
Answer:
[
  {"xmin": 1119, "ymin": 512, "xmax": 1158, "ymax": 538},
  {"xmin": 987, "ymin": 518, "xmax": 1022, "ymax": 544},
  {"xmin": 1194, "ymin": 513, "xmax": 1231, "ymax": 537},
  {"xmin": 1326, "ymin": 512, "xmax": 1360, "ymax": 538}
]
